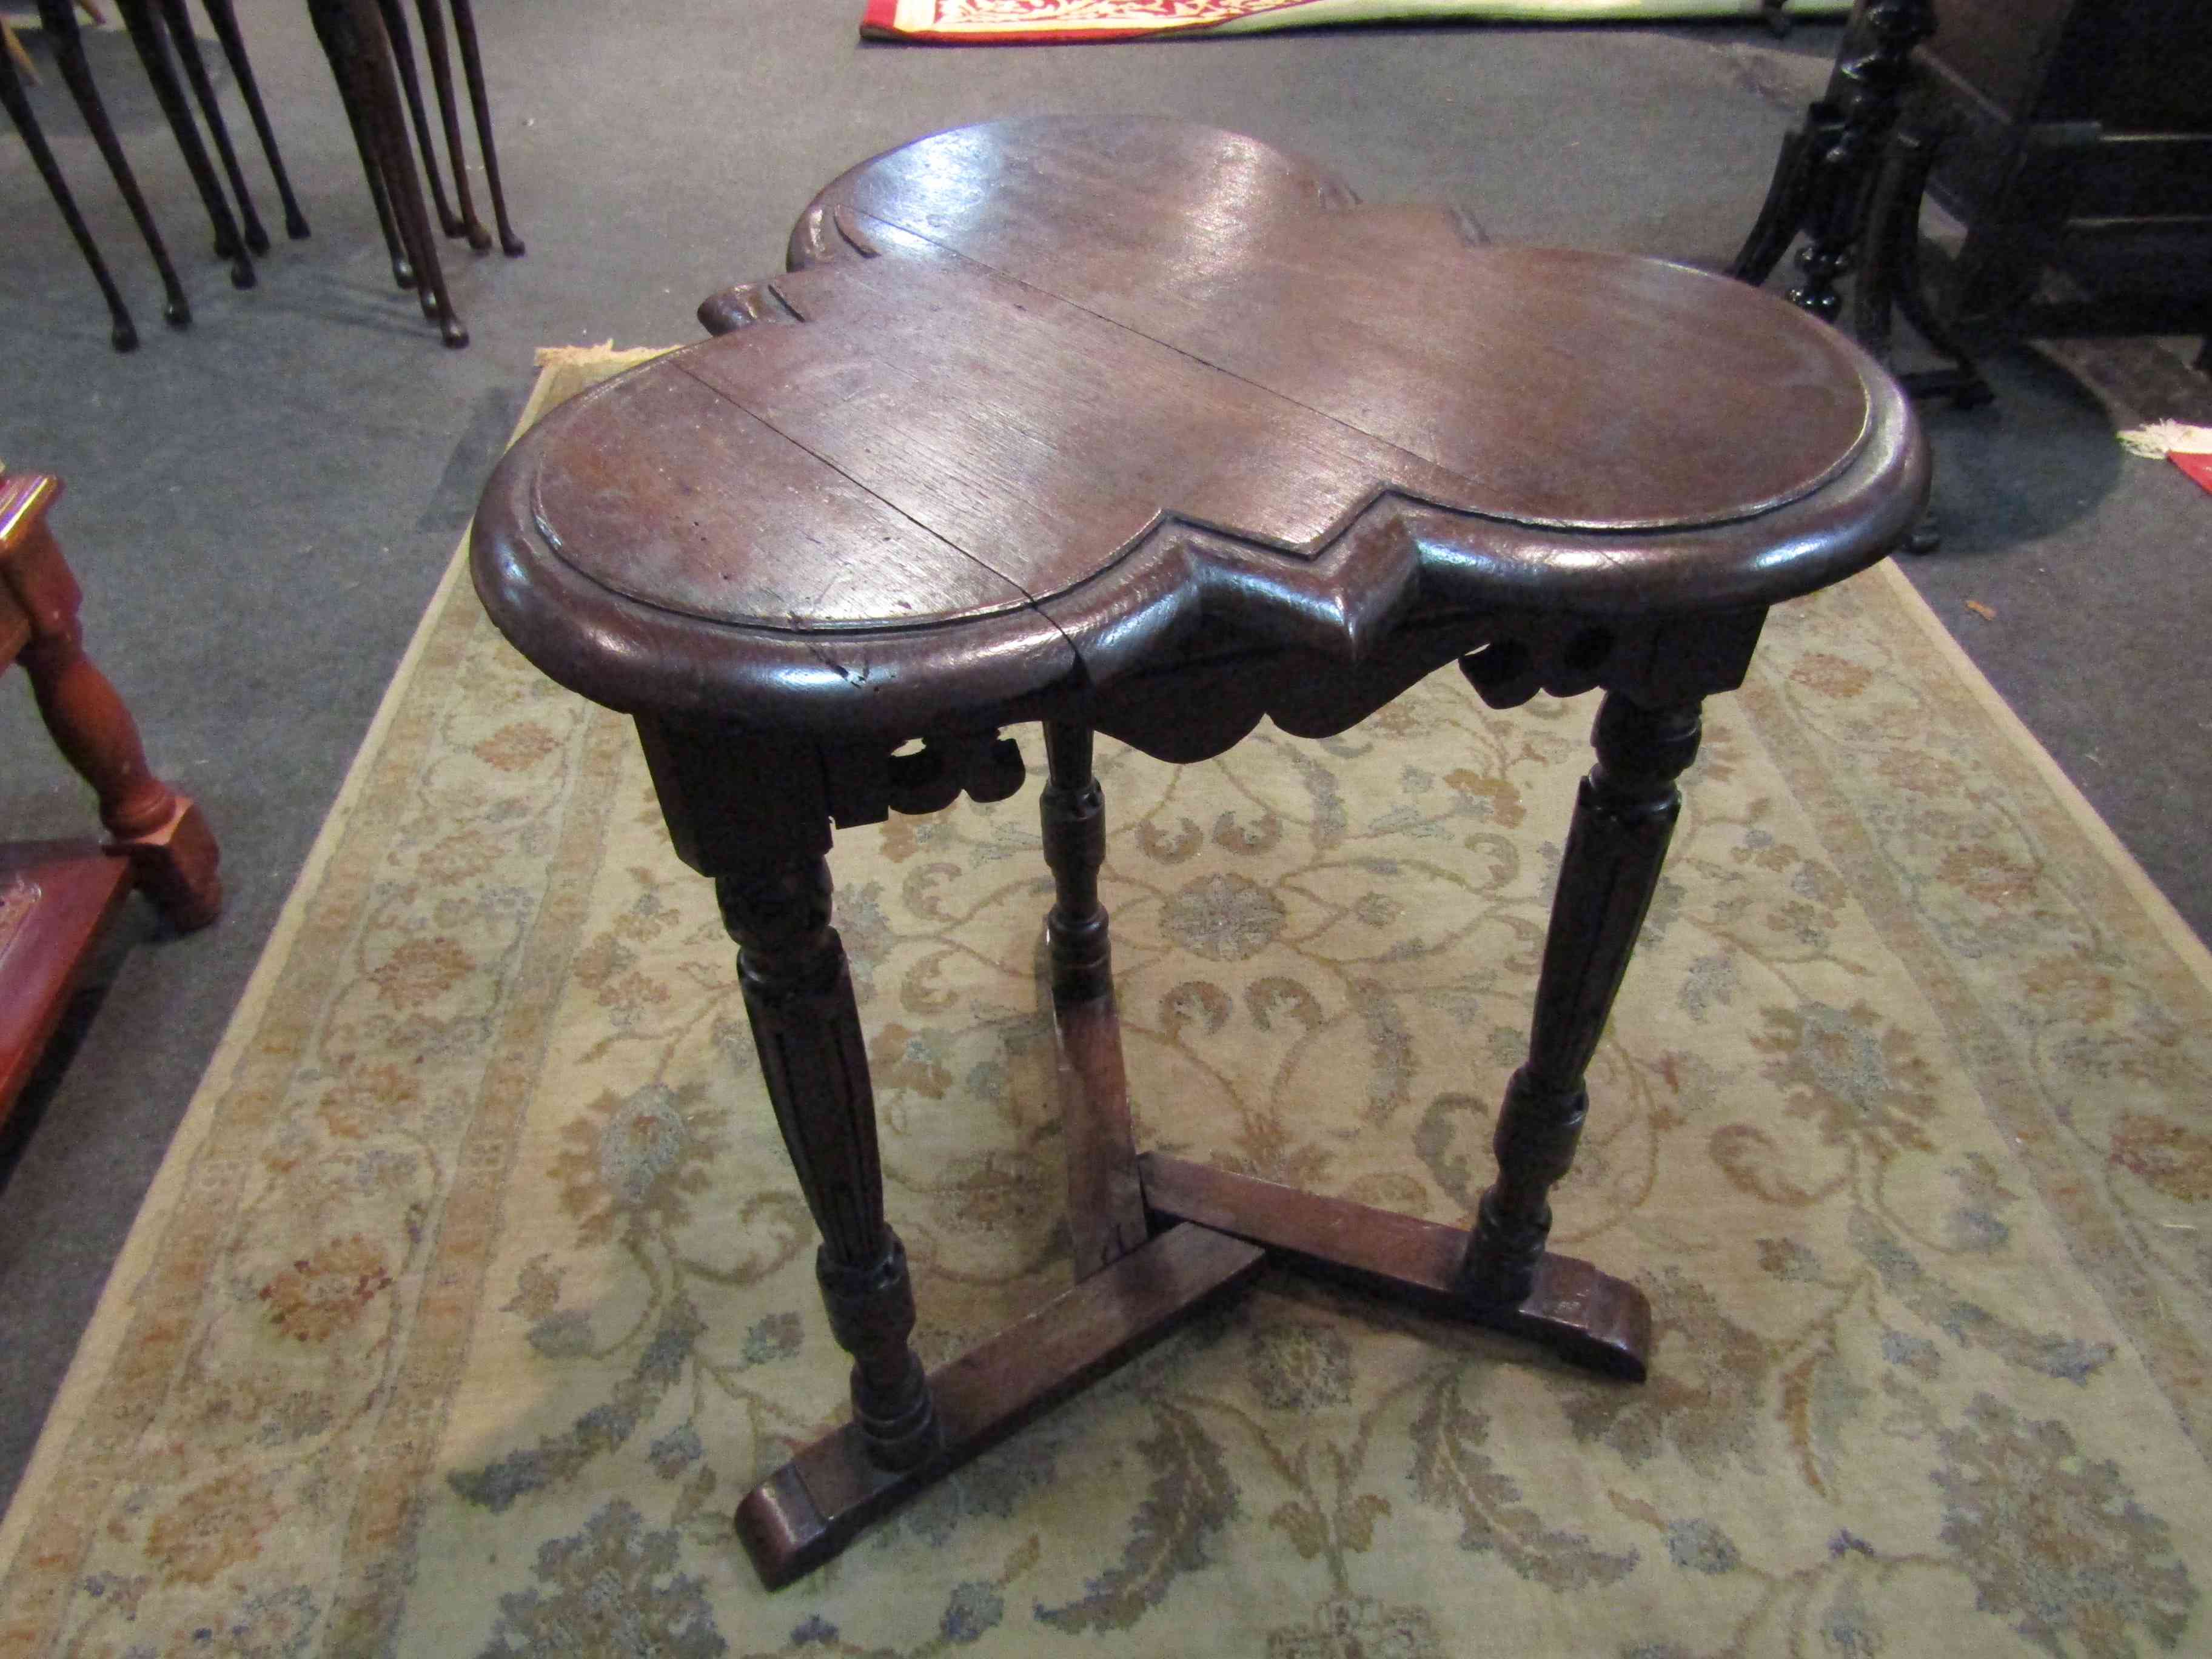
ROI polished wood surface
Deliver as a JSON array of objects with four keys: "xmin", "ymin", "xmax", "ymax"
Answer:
[
  {"xmin": 1139, "ymin": 1155, "xmax": 1650, "ymax": 1380},
  {"xmin": 0, "ymin": 471, "xmax": 221, "ymax": 1127},
  {"xmin": 1, "ymin": 472, "xmax": 223, "ymax": 931},
  {"xmin": 472, "ymin": 118, "xmax": 1928, "ymax": 1589},
  {"xmin": 0, "ymin": 841, "xmax": 133, "ymax": 1122},
  {"xmin": 736, "ymin": 1221, "xmax": 1264, "ymax": 1589},
  {"xmin": 480, "ymin": 118, "xmax": 1922, "ymax": 740}
]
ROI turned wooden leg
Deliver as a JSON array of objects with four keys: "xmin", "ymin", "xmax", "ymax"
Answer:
[
  {"xmin": 1460, "ymin": 692, "xmax": 1700, "ymax": 1305},
  {"xmin": 1040, "ymin": 723, "xmax": 1147, "ymax": 1279},
  {"xmin": 632, "ymin": 718, "xmax": 1263, "ymax": 1587},
  {"xmin": 717, "ymin": 855, "xmax": 939, "ymax": 1473},
  {"xmin": 0, "ymin": 483, "xmax": 221, "ymax": 931}
]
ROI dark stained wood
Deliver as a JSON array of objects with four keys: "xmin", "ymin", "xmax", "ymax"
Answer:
[
  {"xmin": 1463, "ymin": 694, "xmax": 1699, "ymax": 1309},
  {"xmin": 471, "ymin": 118, "xmax": 1932, "ymax": 1590},
  {"xmin": 1, "ymin": 32, "xmax": 141, "ymax": 350},
  {"xmin": 1039, "ymin": 722, "xmax": 1148, "ymax": 1279},
  {"xmin": 443, "ymin": 0, "xmax": 523, "ymax": 257},
  {"xmin": 712, "ymin": 837, "xmax": 939, "ymax": 1470},
  {"xmin": 32, "ymin": 0, "xmax": 195, "ymax": 335},
  {"xmin": 1138, "ymin": 1155, "xmax": 1649, "ymax": 1381},
  {"xmin": 150, "ymin": 0, "xmax": 269, "ymax": 256},
  {"xmin": 198, "ymin": 0, "xmax": 310, "ymax": 241},
  {"xmin": 481, "ymin": 119, "xmax": 1921, "ymax": 736},
  {"xmin": 114, "ymin": 0, "xmax": 254, "ymax": 287},
  {"xmin": 1053, "ymin": 994, "xmax": 1147, "ymax": 1281},
  {"xmin": 403, "ymin": 0, "xmax": 491, "ymax": 250},
  {"xmin": 307, "ymin": 0, "xmax": 468, "ymax": 346},
  {"xmin": 736, "ymin": 1221, "xmax": 1265, "ymax": 1589},
  {"xmin": 1920, "ymin": 0, "xmax": 2212, "ymax": 332}
]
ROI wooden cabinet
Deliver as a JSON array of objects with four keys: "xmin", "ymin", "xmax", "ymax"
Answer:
[{"xmin": 1919, "ymin": 0, "xmax": 2212, "ymax": 327}]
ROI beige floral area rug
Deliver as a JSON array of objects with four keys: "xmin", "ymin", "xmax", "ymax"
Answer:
[{"xmin": 4, "ymin": 347, "xmax": 2210, "ymax": 1658}]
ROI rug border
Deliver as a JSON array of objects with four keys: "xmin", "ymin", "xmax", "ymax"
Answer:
[
  {"xmin": 1863, "ymin": 557, "xmax": 2212, "ymax": 985},
  {"xmin": 0, "ymin": 347, "xmax": 672, "ymax": 1579}
]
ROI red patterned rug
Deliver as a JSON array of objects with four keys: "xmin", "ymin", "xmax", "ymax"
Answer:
[{"xmin": 862, "ymin": 0, "xmax": 1848, "ymax": 44}]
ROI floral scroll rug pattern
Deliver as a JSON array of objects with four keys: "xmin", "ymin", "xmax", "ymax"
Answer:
[{"xmin": 2, "ymin": 350, "xmax": 2208, "ymax": 1658}]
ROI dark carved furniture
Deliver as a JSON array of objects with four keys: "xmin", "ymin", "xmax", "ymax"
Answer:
[
  {"xmin": 1732, "ymin": 0, "xmax": 1991, "ymax": 409},
  {"xmin": 1915, "ymin": 0, "xmax": 2210, "ymax": 360},
  {"xmin": 474, "ymin": 117, "xmax": 1927, "ymax": 1589},
  {"xmin": 1737, "ymin": 0, "xmax": 2212, "ymax": 388},
  {"xmin": 0, "ymin": 471, "xmax": 222, "ymax": 1127}
]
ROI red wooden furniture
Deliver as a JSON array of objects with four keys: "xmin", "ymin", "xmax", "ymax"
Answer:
[
  {"xmin": 0, "ymin": 471, "xmax": 221, "ymax": 1122},
  {"xmin": 474, "ymin": 118, "xmax": 1928, "ymax": 1589}
]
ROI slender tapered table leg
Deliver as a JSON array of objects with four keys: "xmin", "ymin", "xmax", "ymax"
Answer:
[
  {"xmin": 0, "ymin": 47, "xmax": 139, "ymax": 349},
  {"xmin": 309, "ymin": 0, "xmax": 411, "ymax": 288},
  {"xmin": 1460, "ymin": 692, "xmax": 1700, "ymax": 1312},
  {"xmin": 323, "ymin": 0, "xmax": 464, "ymax": 343},
  {"xmin": 409, "ymin": 0, "xmax": 489, "ymax": 249},
  {"xmin": 154, "ymin": 0, "xmax": 266, "ymax": 253},
  {"xmin": 198, "ymin": 0, "xmax": 311, "ymax": 240},
  {"xmin": 445, "ymin": 0, "xmax": 522, "ymax": 255},
  {"xmin": 1040, "ymin": 722, "xmax": 1150, "ymax": 1281},
  {"xmin": 116, "ymin": 0, "xmax": 252, "ymax": 286},
  {"xmin": 375, "ymin": 0, "xmax": 461, "ymax": 238},
  {"xmin": 38, "ymin": 0, "xmax": 192, "ymax": 328}
]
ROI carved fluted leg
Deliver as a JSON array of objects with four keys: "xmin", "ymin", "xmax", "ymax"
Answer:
[
  {"xmin": 717, "ymin": 856, "xmax": 938, "ymax": 1472},
  {"xmin": 1040, "ymin": 723, "xmax": 1147, "ymax": 1279},
  {"xmin": 1460, "ymin": 692, "xmax": 1700, "ymax": 1305},
  {"xmin": 625, "ymin": 719, "xmax": 1263, "ymax": 1586}
]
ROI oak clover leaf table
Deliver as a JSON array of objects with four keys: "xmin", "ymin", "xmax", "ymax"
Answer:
[{"xmin": 472, "ymin": 118, "xmax": 1928, "ymax": 1589}]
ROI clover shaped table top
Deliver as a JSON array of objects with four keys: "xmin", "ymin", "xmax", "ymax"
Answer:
[{"xmin": 475, "ymin": 117, "xmax": 1926, "ymax": 748}]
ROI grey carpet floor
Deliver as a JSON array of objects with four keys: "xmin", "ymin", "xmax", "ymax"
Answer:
[{"xmin": 1, "ymin": 0, "xmax": 2206, "ymax": 1513}]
